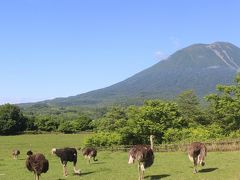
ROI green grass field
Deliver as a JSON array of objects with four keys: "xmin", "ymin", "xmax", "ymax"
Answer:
[{"xmin": 0, "ymin": 134, "xmax": 240, "ymax": 180}]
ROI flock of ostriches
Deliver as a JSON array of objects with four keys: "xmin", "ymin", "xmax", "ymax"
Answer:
[{"xmin": 11, "ymin": 136, "xmax": 207, "ymax": 180}]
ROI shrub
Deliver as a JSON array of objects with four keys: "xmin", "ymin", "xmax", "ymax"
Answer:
[
  {"xmin": 163, "ymin": 124, "xmax": 224, "ymax": 143},
  {"xmin": 228, "ymin": 130, "xmax": 240, "ymax": 138},
  {"xmin": 85, "ymin": 132, "xmax": 122, "ymax": 147},
  {"xmin": 58, "ymin": 120, "xmax": 77, "ymax": 133}
]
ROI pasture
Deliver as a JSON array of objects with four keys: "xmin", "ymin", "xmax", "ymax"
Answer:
[{"xmin": 0, "ymin": 134, "xmax": 240, "ymax": 180}]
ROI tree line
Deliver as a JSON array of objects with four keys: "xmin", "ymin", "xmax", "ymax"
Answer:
[{"xmin": 1, "ymin": 74, "xmax": 240, "ymax": 146}]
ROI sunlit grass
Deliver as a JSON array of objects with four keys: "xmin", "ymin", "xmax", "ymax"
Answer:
[{"xmin": 0, "ymin": 134, "xmax": 240, "ymax": 180}]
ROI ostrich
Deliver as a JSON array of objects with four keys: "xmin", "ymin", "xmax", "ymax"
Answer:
[
  {"xmin": 26, "ymin": 151, "xmax": 49, "ymax": 180},
  {"xmin": 12, "ymin": 149, "xmax": 20, "ymax": 159},
  {"xmin": 188, "ymin": 142, "xmax": 207, "ymax": 173},
  {"xmin": 27, "ymin": 150, "xmax": 33, "ymax": 156},
  {"xmin": 128, "ymin": 135, "xmax": 154, "ymax": 180},
  {"xmin": 51, "ymin": 147, "xmax": 80, "ymax": 176},
  {"xmin": 79, "ymin": 147, "xmax": 98, "ymax": 164}
]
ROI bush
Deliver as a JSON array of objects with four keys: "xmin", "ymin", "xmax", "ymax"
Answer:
[
  {"xmin": 85, "ymin": 132, "xmax": 122, "ymax": 146},
  {"xmin": 228, "ymin": 130, "xmax": 240, "ymax": 138},
  {"xmin": 163, "ymin": 124, "xmax": 224, "ymax": 143},
  {"xmin": 58, "ymin": 121, "xmax": 77, "ymax": 133},
  {"xmin": 34, "ymin": 117, "xmax": 59, "ymax": 132}
]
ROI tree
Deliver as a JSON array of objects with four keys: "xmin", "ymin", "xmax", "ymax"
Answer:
[
  {"xmin": 176, "ymin": 90, "xmax": 208, "ymax": 126},
  {"xmin": 94, "ymin": 106, "xmax": 127, "ymax": 132},
  {"xmin": 74, "ymin": 115, "xmax": 93, "ymax": 131},
  {"xmin": 34, "ymin": 116, "xmax": 59, "ymax": 131},
  {"xmin": 206, "ymin": 73, "xmax": 240, "ymax": 132},
  {"xmin": 58, "ymin": 120, "xmax": 77, "ymax": 133},
  {"xmin": 0, "ymin": 104, "xmax": 27, "ymax": 134},
  {"xmin": 120, "ymin": 100, "xmax": 184, "ymax": 144}
]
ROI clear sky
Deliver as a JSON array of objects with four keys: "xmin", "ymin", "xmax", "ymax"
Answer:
[{"xmin": 0, "ymin": 0, "xmax": 240, "ymax": 104}]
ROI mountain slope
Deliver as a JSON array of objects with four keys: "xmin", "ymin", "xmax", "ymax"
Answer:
[{"xmin": 40, "ymin": 42, "xmax": 240, "ymax": 106}]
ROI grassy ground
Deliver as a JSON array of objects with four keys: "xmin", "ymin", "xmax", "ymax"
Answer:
[{"xmin": 0, "ymin": 134, "xmax": 240, "ymax": 180}]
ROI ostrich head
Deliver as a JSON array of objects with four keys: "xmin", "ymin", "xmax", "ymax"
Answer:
[{"xmin": 51, "ymin": 148, "xmax": 57, "ymax": 155}]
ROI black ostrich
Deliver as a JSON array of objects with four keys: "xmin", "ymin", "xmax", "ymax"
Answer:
[
  {"xmin": 51, "ymin": 147, "xmax": 80, "ymax": 176},
  {"xmin": 26, "ymin": 150, "xmax": 49, "ymax": 180},
  {"xmin": 188, "ymin": 142, "xmax": 207, "ymax": 173},
  {"xmin": 12, "ymin": 149, "xmax": 20, "ymax": 159},
  {"xmin": 80, "ymin": 147, "xmax": 98, "ymax": 164},
  {"xmin": 128, "ymin": 135, "xmax": 154, "ymax": 180},
  {"xmin": 27, "ymin": 150, "xmax": 33, "ymax": 156}
]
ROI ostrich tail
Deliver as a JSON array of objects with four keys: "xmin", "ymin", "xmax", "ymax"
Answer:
[
  {"xmin": 42, "ymin": 159, "xmax": 49, "ymax": 173},
  {"xmin": 188, "ymin": 154, "xmax": 194, "ymax": 162}
]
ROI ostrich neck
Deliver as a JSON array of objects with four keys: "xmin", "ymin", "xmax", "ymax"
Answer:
[{"xmin": 150, "ymin": 136, "xmax": 153, "ymax": 150}]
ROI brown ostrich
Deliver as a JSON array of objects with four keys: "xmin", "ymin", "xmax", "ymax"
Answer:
[
  {"xmin": 188, "ymin": 142, "xmax": 207, "ymax": 173},
  {"xmin": 52, "ymin": 147, "xmax": 80, "ymax": 176},
  {"xmin": 80, "ymin": 147, "xmax": 98, "ymax": 164},
  {"xmin": 128, "ymin": 135, "xmax": 154, "ymax": 180},
  {"xmin": 12, "ymin": 149, "xmax": 20, "ymax": 159},
  {"xmin": 26, "ymin": 150, "xmax": 49, "ymax": 180}
]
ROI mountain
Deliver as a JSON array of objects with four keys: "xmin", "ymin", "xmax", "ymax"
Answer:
[{"xmin": 29, "ymin": 42, "xmax": 240, "ymax": 107}]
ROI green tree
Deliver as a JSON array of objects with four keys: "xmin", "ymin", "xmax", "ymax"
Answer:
[
  {"xmin": 206, "ymin": 73, "xmax": 240, "ymax": 132},
  {"xmin": 58, "ymin": 120, "xmax": 77, "ymax": 133},
  {"xmin": 94, "ymin": 106, "xmax": 127, "ymax": 132},
  {"xmin": 74, "ymin": 115, "xmax": 93, "ymax": 131},
  {"xmin": 25, "ymin": 116, "xmax": 38, "ymax": 131},
  {"xmin": 0, "ymin": 104, "xmax": 27, "ymax": 134},
  {"xmin": 34, "ymin": 116, "xmax": 59, "ymax": 131},
  {"xmin": 176, "ymin": 90, "xmax": 208, "ymax": 126},
  {"xmin": 120, "ymin": 100, "xmax": 184, "ymax": 144}
]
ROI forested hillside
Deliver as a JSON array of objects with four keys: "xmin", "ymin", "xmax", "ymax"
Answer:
[{"xmin": 24, "ymin": 42, "xmax": 240, "ymax": 107}]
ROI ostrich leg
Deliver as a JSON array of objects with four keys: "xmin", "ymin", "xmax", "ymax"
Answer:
[
  {"xmin": 140, "ymin": 163, "xmax": 145, "ymax": 180},
  {"xmin": 193, "ymin": 157, "xmax": 198, "ymax": 173},
  {"xmin": 88, "ymin": 156, "xmax": 91, "ymax": 164},
  {"xmin": 63, "ymin": 165, "xmax": 68, "ymax": 176},
  {"xmin": 138, "ymin": 163, "xmax": 141, "ymax": 180}
]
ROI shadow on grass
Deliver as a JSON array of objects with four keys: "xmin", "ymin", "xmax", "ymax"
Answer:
[
  {"xmin": 91, "ymin": 162, "xmax": 105, "ymax": 165},
  {"xmin": 199, "ymin": 168, "xmax": 218, "ymax": 173},
  {"xmin": 18, "ymin": 158, "xmax": 26, "ymax": 160},
  {"xmin": 145, "ymin": 174, "xmax": 170, "ymax": 179},
  {"xmin": 73, "ymin": 171, "xmax": 95, "ymax": 176}
]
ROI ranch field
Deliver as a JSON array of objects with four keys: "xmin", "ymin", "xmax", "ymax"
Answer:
[{"xmin": 0, "ymin": 134, "xmax": 240, "ymax": 180}]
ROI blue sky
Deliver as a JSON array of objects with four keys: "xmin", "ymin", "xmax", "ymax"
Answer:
[{"xmin": 0, "ymin": 0, "xmax": 240, "ymax": 104}]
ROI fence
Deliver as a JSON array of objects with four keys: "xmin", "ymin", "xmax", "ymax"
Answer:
[{"xmin": 96, "ymin": 140, "xmax": 240, "ymax": 152}]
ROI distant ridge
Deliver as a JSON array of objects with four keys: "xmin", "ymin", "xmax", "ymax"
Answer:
[{"xmin": 23, "ymin": 42, "xmax": 240, "ymax": 107}]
